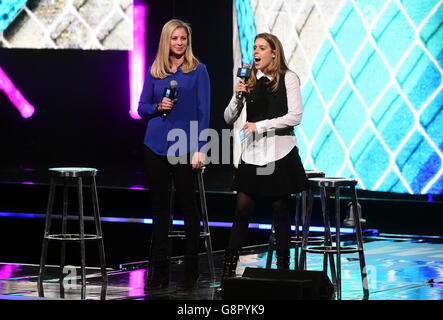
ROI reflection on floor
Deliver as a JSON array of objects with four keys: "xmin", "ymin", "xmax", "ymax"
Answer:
[{"xmin": 0, "ymin": 235, "xmax": 442, "ymax": 300}]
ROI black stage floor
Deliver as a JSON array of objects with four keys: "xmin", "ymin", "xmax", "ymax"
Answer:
[
  {"xmin": 0, "ymin": 235, "xmax": 442, "ymax": 301},
  {"xmin": 0, "ymin": 165, "xmax": 442, "ymax": 308}
]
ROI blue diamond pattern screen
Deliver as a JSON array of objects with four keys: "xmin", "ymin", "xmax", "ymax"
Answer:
[{"xmin": 235, "ymin": 0, "xmax": 443, "ymax": 195}]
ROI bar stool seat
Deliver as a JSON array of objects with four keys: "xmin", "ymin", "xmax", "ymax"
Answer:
[
  {"xmin": 48, "ymin": 167, "xmax": 98, "ymax": 177},
  {"xmin": 266, "ymin": 170, "xmax": 325, "ymax": 269},
  {"xmin": 38, "ymin": 167, "xmax": 107, "ymax": 299},
  {"xmin": 168, "ymin": 167, "xmax": 215, "ymax": 279},
  {"xmin": 299, "ymin": 177, "xmax": 369, "ymax": 300}
]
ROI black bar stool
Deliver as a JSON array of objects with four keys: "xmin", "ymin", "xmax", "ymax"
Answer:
[
  {"xmin": 266, "ymin": 170, "xmax": 325, "ymax": 269},
  {"xmin": 299, "ymin": 177, "xmax": 369, "ymax": 300},
  {"xmin": 168, "ymin": 167, "xmax": 215, "ymax": 279},
  {"xmin": 38, "ymin": 167, "xmax": 107, "ymax": 299}
]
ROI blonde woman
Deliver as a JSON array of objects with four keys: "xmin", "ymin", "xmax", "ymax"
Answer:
[
  {"xmin": 138, "ymin": 19, "xmax": 210, "ymax": 291},
  {"xmin": 223, "ymin": 33, "xmax": 307, "ymax": 279}
]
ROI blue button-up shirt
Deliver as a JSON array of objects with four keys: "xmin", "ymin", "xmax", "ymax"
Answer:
[{"xmin": 138, "ymin": 63, "xmax": 210, "ymax": 156}]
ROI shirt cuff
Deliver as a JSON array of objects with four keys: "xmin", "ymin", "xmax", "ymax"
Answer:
[{"xmin": 255, "ymin": 120, "xmax": 269, "ymax": 135}]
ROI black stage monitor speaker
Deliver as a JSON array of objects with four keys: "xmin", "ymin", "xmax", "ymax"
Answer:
[{"xmin": 221, "ymin": 267, "xmax": 334, "ymax": 300}]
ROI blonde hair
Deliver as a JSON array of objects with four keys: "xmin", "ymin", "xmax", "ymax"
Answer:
[
  {"xmin": 150, "ymin": 19, "xmax": 199, "ymax": 79},
  {"xmin": 247, "ymin": 33, "xmax": 293, "ymax": 93}
]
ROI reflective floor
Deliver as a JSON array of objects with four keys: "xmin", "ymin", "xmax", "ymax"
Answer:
[{"xmin": 0, "ymin": 235, "xmax": 442, "ymax": 301}]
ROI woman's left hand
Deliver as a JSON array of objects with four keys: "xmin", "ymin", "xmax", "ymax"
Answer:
[
  {"xmin": 243, "ymin": 122, "xmax": 257, "ymax": 135},
  {"xmin": 192, "ymin": 152, "xmax": 206, "ymax": 169}
]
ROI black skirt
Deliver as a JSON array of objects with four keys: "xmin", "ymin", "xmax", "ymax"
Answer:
[{"xmin": 232, "ymin": 146, "xmax": 308, "ymax": 196}]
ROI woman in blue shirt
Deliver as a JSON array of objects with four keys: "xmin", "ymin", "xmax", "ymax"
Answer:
[{"xmin": 138, "ymin": 19, "xmax": 210, "ymax": 291}]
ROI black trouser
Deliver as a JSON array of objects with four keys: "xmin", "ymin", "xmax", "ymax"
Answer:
[
  {"xmin": 143, "ymin": 146, "xmax": 200, "ymax": 261},
  {"xmin": 228, "ymin": 192, "xmax": 291, "ymax": 253}
]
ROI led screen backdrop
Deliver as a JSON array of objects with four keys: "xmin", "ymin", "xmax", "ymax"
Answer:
[
  {"xmin": 0, "ymin": 0, "xmax": 132, "ymax": 50},
  {"xmin": 234, "ymin": 0, "xmax": 443, "ymax": 195}
]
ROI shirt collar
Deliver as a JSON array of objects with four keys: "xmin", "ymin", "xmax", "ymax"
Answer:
[{"xmin": 256, "ymin": 69, "xmax": 272, "ymax": 81}]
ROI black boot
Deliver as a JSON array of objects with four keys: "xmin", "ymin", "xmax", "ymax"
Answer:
[
  {"xmin": 177, "ymin": 254, "xmax": 199, "ymax": 291},
  {"xmin": 145, "ymin": 259, "xmax": 170, "ymax": 290},
  {"xmin": 217, "ymin": 249, "xmax": 239, "ymax": 294},
  {"xmin": 276, "ymin": 249, "xmax": 290, "ymax": 270},
  {"xmin": 221, "ymin": 249, "xmax": 239, "ymax": 281}
]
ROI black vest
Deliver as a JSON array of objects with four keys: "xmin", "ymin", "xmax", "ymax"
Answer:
[{"xmin": 245, "ymin": 73, "xmax": 294, "ymax": 135}]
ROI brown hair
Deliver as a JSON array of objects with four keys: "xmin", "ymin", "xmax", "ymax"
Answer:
[{"xmin": 247, "ymin": 33, "xmax": 291, "ymax": 93}]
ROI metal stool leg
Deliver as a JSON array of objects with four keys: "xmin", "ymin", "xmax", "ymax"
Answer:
[
  {"xmin": 167, "ymin": 175, "xmax": 175, "ymax": 263},
  {"xmin": 77, "ymin": 177, "xmax": 86, "ymax": 299},
  {"xmin": 59, "ymin": 179, "xmax": 69, "ymax": 298},
  {"xmin": 169, "ymin": 175, "xmax": 175, "ymax": 233},
  {"xmin": 351, "ymin": 185, "xmax": 369, "ymax": 299},
  {"xmin": 299, "ymin": 187, "xmax": 313, "ymax": 270},
  {"xmin": 197, "ymin": 169, "xmax": 215, "ymax": 279},
  {"xmin": 320, "ymin": 186, "xmax": 337, "ymax": 291},
  {"xmin": 38, "ymin": 177, "xmax": 56, "ymax": 297},
  {"xmin": 320, "ymin": 187, "xmax": 328, "ymax": 273},
  {"xmin": 90, "ymin": 175, "xmax": 108, "ymax": 285},
  {"xmin": 294, "ymin": 194, "xmax": 301, "ymax": 240},
  {"xmin": 334, "ymin": 187, "xmax": 342, "ymax": 300},
  {"xmin": 266, "ymin": 225, "xmax": 276, "ymax": 268}
]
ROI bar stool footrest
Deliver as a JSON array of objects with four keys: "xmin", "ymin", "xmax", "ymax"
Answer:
[
  {"xmin": 303, "ymin": 245, "xmax": 360, "ymax": 254},
  {"xmin": 168, "ymin": 231, "xmax": 210, "ymax": 239},
  {"xmin": 291, "ymin": 236, "xmax": 324, "ymax": 245},
  {"xmin": 45, "ymin": 234, "xmax": 103, "ymax": 241}
]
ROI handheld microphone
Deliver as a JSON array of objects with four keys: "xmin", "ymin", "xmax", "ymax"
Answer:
[
  {"xmin": 236, "ymin": 63, "xmax": 251, "ymax": 100},
  {"xmin": 162, "ymin": 80, "xmax": 178, "ymax": 117}
]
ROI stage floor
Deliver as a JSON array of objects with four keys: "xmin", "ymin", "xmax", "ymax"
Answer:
[{"xmin": 0, "ymin": 235, "xmax": 442, "ymax": 301}]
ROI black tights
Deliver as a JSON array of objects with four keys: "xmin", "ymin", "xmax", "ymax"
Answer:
[{"xmin": 228, "ymin": 192, "xmax": 291, "ymax": 253}]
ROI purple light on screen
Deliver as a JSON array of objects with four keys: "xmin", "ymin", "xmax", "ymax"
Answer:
[
  {"xmin": 128, "ymin": 3, "xmax": 147, "ymax": 119},
  {"xmin": 0, "ymin": 66, "xmax": 35, "ymax": 118}
]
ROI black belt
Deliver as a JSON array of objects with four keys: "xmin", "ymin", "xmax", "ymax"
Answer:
[{"xmin": 261, "ymin": 127, "xmax": 295, "ymax": 137}]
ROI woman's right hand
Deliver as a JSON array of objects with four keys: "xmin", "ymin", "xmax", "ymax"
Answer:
[
  {"xmin": 235, "ymin": 79, "xmax": 247, "ymax": 99},
  {"xmin": 157, "ymin": 97, "xmax": 177, "ymax": 113}
]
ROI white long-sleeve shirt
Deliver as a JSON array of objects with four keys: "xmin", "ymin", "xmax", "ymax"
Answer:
[{"xmin": 224, "ymin": 70, "xmax": 303, "ymax": 166}]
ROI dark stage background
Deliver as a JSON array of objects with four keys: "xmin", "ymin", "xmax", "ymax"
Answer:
[
  {"xmin": 0, "ymin": 0, "xmax": 239, "ymax": 267},
  {"xmin": 0, "ymin": 0, "xmax": 441, "ymax": 267},
  {"xmin": 0, "ymin": 0, "xmax": 233, "ymax": 187}
]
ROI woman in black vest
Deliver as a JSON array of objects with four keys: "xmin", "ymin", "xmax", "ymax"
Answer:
[{"xmin": 223, "ymin": 33, "xmax": 308, "ymax": 278}]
